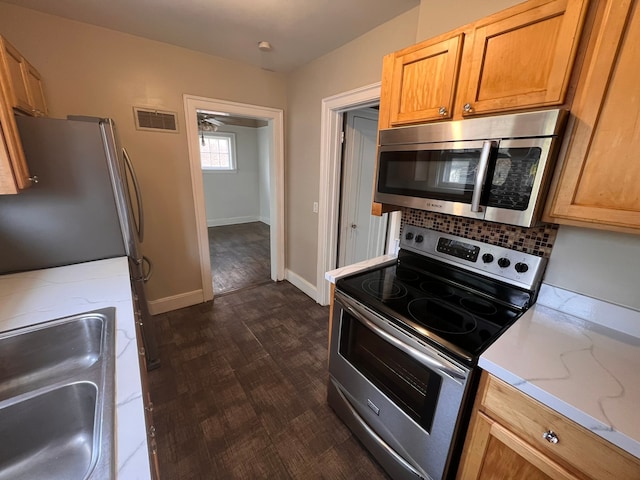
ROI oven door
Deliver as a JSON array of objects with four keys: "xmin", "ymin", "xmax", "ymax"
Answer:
[{"xmin": 328, "ymin": 291, "xmax": 472, "ymax": 480}]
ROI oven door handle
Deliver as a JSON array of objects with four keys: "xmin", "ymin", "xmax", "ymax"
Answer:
[
  {"xmin": 470, "ymin": 140, "xmax": 497, "ymax": 213},
  {"xmin": 337, "ymin": 292, "xmax": 467, "ymax": 382},
  {"xmin": 330, "ymin": 377, "xmax": 431, "ymax": 480}
]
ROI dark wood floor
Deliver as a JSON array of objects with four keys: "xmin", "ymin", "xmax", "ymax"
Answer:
[
  {"xmin": 148, "ymin": 281, "xmax": 390, "ymax": 479},
  {"xmin": 208, "ymin": 222, "xmax": 271, "ymax": 295}
]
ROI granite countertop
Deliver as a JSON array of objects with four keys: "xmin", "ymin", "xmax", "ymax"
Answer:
[
  {"xmin": 0, "ymin": 257, "xmax": 151, "ymax": 479},
  {"xmin": 480, "ymin": 283, "xmax": 640, "ymax": 459}
]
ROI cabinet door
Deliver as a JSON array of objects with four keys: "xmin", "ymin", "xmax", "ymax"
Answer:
[
  {"xmin": 386, "ymin": 34, "xmax": 463, "ymax": 126},
  {"xmin": 457, "ymin": 0, "xmax": 588, "ymax": 117},
  {"xmin": 24, "ymin": 60, "xmax": 47, "ymax": 116},
  {"xmin": 458, "ymin": 411, "xmax": 580, "ymax": 480},
  {"xmin": 0, "ymin": 37, "xmax": 31, "ymax": 114},
  {"xmin": 0, "ymin": 93, "xmax": 29, "ymax": 193},
  {"xmin": 548, "ymin": 0, "xmax": 640, "ymax": 231}
]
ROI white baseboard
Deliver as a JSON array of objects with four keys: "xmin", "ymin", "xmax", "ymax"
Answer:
[
  {"xmin": 207, "ymin": 216, "xmax": 260, "ymax": 227},
  {"xmin": 285, "ymin": 269, "xmax": 318, "ymax": 302},
  {"xmin": 148, "ymin": 289, "xmax": 204, "ymax": 315},
  {"xmin": 259, "ymin": 215, "xmax": 271, "ymax": 226}
]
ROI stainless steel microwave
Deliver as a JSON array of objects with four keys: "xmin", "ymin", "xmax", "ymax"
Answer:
[{"xmin": 374, "ymin": 109, "xmax": 568, "ymax": 227}]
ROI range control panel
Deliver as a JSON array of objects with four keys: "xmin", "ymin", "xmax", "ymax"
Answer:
[{"xmin": 401, "ymin": 225, "xmax": 546, "ymax": 290}]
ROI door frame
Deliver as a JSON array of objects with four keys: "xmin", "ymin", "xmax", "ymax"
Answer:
[
  {"xmin": 184, "ymin": 94, "xmax": 285, "ymax": 302},
  {"xmin": 338, "ymin": 108, "xmax": 387, "ymax": 267},
  {"xmin": 316, "ymin": 82, "xmax": 381, "ymax": 306}
]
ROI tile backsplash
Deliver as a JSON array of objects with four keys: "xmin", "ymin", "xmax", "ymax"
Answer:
[{"xmin": 400, "ymin": 208, "xmax": 558, "ymax": 258}]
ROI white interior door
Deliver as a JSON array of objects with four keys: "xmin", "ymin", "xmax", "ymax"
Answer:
[{"xmin": 338, "ymin": 108, "xmax": 388, "ymax": 267}]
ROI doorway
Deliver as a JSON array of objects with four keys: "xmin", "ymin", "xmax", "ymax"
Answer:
[
  {"xmin": 184, "ymin": 95, "xmax": 285, "ymax": 302},
  {"xmin": 317, "ymin": 83, "xmax": 400, "ymax": 306},
  {"xmin": 337, "ymin": 108, "xmax": 388, "ymax": 267}
]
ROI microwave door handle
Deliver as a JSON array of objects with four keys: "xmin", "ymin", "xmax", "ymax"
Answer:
[
  {"xmin": 123, "ymin": 147, "xmax": 145, "ymax": 242},
  {"xmin": 470, "ymin": 140, "xmax": 496, "ymax": 212}
]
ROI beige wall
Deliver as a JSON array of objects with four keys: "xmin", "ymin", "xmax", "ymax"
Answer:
[
  {"xmin": 0, "ymin": 3, "xmax": 286, "ymax": 302},
  {"xmin": 416, "ymin": 0, "xmax": 523, "ymax": 41},
  {"xmin": 285, "ymin": 7, "xmax": 419, "ymax": 285}
]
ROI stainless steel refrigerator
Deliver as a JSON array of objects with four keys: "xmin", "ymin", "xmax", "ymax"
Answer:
[{"xmin": 0, "ymin": 115, "xmax": 160, "ymax": 369}]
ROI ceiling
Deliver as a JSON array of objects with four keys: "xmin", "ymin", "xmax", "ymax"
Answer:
[{"xmin": 1, "ymin": 0, "xmax": 420, "ymax": 72}]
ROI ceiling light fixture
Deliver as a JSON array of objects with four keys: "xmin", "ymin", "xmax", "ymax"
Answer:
[{"xmin": 257, "ymin": 41, "xmax": 272, "ymax": 52}]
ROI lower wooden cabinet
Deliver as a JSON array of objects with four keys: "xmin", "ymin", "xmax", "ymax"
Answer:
[{"xmin": 457, "ymin": 372, "xmax": 640, "ymax": 480}]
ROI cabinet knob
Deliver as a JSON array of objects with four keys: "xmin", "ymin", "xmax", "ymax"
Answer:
[
  {"xmin": 463, "ymin": 103, "xmax": 474, "ymax": 113},
  {"xmin": 542, "ymin": 430, "xmax": 559, "ymax": 444},
  {"xmin": 438, "ymin": 106, "xmax": 448, "ymax": 116},
  {"xmin": 29, "ymin": 175, "xmax": 39, "ymax": 184}
]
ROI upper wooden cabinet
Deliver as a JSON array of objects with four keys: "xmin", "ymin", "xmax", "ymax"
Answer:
[
  {"xmin": 378, "ymin": 0, "xmax": 589, "ymax": 129},
  {"xmin": 382, "ymin": 33, "xmax": 463, "ymax": 126},
  {"xmin": 457, "ymin": 0, "xmax": 589, "ymax": 117},
  {"xmin": 0, "ymin": 36, "xmax": 47, "ymax": 116},
  {"xmin": 0, "ymin": 35, "xmax": 47, "ymax": 194},
  {"xmin": 545, "ymin": 0, "xmax": 640, "ymax": 233}
]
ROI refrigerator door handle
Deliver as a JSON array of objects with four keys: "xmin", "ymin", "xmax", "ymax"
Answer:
[
  {"xmin": 122, "ymin": 147, "xmax": 145, "ymax": 243},
  {"xmin": 142, "ymin": 255, "xmax": 153, "ymax": 282}
]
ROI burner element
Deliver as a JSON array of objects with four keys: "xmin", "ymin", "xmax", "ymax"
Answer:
[
  {"xmin": 459, "ymin": 297, "xmax": 498, "ymax": 316},
  {"xmin": 420, "ymin": 281, "xmax": 455, "ymax": 298},
  {"xmin": 394, "ymin": 268, "xmax": 420, "ymax": 282},
  {"xmin": 408, "ymin": 298, "xmax": 477, "ymax": 335},
  {"xmin": 362, "ymin": 278, "xmax": 408, "ymax": 300}
]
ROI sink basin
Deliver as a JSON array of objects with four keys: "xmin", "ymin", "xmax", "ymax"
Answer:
[
  {"xmin": 0, "ymin": 383, "xmax": 98, "ymax": 480},
  {"xmin": 0, "ymin": 309, "xmax": 116, "ymax": 480}
]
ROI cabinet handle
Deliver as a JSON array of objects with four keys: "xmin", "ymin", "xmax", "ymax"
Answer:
[
  {"xmin": 29, "ymin": 175, "xmax": 39, "ymax": 184},
  {"xmin": 542, "ymin": 430, "xmax": 559, "ymax": 444},
  {"xmin": 438, "ymin": 106, "xmax": 448, "ymax": 116},
  {"xmin": 463, "ymin": 103, "xmax": 474, "ymax": 113}
]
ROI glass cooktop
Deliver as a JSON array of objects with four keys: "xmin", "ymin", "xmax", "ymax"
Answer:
[{"xmin": 336, "ymin": 251, "xmax": 532, "ymax": 363}]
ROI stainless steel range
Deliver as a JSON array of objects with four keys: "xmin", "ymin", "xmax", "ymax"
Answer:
[{"xmin": 327, "ymin": 225, "xmax": 546, "ymax": 480}]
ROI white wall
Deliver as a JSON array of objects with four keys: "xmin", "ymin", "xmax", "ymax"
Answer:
[
  {"xmin": 257, "ymin": 125, "xmax": 271, "ymax": 225},
  {"xmin": 0, "ymin": 3, "xmax": 286, "ymax": 303},
  {"xmin": 202, "ymin": 125, "xmax": 260, "ymax": 226},
  {"xmin": 285, "ymin": 7, "xmax": 420, "ymax": 286},
  {"xmin": 544, "ymin": 227, "xmax": 640, "ymax": 310}
]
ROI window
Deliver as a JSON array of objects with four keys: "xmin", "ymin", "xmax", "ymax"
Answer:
[{"xmin": 200, "ymin": 132, "xmax": 236, "ymax": 171}]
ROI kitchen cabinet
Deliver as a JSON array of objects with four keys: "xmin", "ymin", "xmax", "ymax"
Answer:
[
  {"xmin": 545, "ymin": 0, "xmax": 640, "ymax": 233},
  {"xmin": 380, "ymin": 33, "xmax": 463, "ymax": 125},
  {"xmin": 378, "ymin": 0, "xmax": 589, "ymax": 129},
  {"xmin": 0, "ymin": 35, "xmax": 47, "ymax": 194},
  {"xmin": 457, "ymin": 372, "xmax": 640, "ymax": 480}
]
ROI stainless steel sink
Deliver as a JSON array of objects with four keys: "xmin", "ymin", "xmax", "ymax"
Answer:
[{"xmin": 0, "ymin": 309, "xmax": 116, "ymax": 480}]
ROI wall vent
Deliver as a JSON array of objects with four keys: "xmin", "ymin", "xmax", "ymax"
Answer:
[{"xmin": 133, "ymin": 107, "xmax": 178, "ymax": 133}]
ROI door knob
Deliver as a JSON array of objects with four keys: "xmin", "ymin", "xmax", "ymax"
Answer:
[{"xmin": 351, "ymin": 224, "xmax": 357, "ymax": 229}]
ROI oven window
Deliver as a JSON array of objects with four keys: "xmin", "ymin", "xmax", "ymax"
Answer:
[{"xmin": 339, "ymin": 313, "xmax": 441, "ymax": 432}]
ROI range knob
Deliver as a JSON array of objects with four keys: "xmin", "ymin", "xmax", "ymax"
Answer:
[
  {"xmin": 405, "ymin": 232, "xmax": 414, "ymax": 240},
  {"xmin": 482, "ymin": 253, "xmax": 494, "ymax": 264},
  {"xmin": 415, "ymin": 234, "xmax": 424, "ymax": 243},
  {"xmin": 515, "ymin": 262, "xmax": 529, "ymax": 273},
  {"xmin": 497, "ymin": 257, "xmax": 511, "ymax": 268}
]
